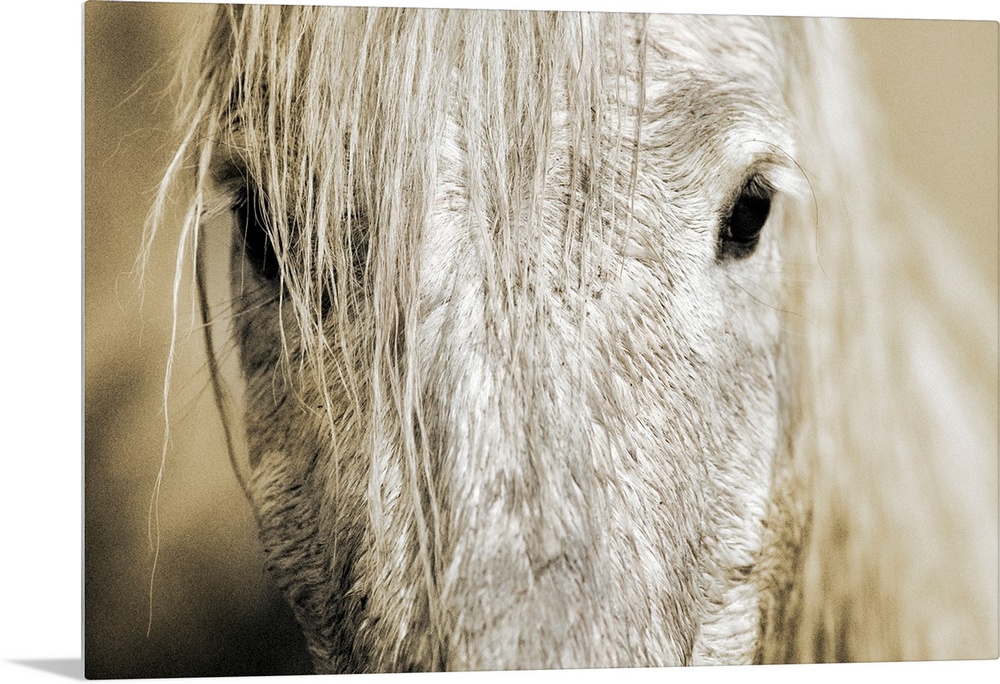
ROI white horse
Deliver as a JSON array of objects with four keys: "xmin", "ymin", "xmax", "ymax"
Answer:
[{"xmin": 144, "ymin": 4, "xmax": 998, "ymax": 673}]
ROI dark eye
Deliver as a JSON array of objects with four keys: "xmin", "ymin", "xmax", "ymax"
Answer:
[
  {"xmin": 717, "ymin": 175, "xmax": 774, "ymax": 261},
  {"xmin": 233, "ymin": 183, "xmax": 280, "ymax": 280}
]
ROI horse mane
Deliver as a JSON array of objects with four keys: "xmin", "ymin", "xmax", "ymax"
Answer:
[
  {"xmin": 143, "ymin": 5, "xmax": 998, "ymax": 665},
  {"xmin": 762, "ymin": 18, "xmax": 998, "ymax": 661}
]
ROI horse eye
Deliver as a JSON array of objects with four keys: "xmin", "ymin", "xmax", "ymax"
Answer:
[
  {"xmin": 718, "ymin": 175, "xmax": 774, "ymax": 261},
  {"xmin": 233, "ymin": 184, "xmax": 280, "ymax": 280}
]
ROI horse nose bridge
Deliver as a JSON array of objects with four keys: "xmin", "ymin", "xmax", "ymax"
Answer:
[
  {"xmin": 408, "ymin": 240, "xmax": 614, "ymax": 670},
  {"xmin": 412, "ymin": 193, "xmax": 583, "ymax": 470}
]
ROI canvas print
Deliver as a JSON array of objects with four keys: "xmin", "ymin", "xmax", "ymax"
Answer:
[{"xmin": 84, "ymin": 1, "xmax": 999, "ymax": 678}]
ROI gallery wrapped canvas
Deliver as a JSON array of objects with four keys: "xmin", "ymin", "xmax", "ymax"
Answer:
[{"xmin": 83, "ymin": 2, "xmax": 998, "ymax": 678}]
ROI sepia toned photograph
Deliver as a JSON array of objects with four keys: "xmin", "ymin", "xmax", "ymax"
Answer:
[{"xmin": 83, "ymin": 1, "xmax": 998, "ymax": 679}]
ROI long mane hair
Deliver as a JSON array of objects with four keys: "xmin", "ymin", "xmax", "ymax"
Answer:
[{"xmin": 142, "ymin": 4, "xmax": 997, "ymax": 666}]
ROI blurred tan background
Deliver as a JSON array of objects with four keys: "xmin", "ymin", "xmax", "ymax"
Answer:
[
  {"xmin": 84, "ymin": 2, "xmax": 313, "ymax": 678},
  {"xmin": 83, "ymin": 3, "xmax": 998, "ymax": 679}
]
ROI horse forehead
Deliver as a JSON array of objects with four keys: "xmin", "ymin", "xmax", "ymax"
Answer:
[
  {"xmin": 642, "ymin": 15, "xmax": 787, "ymax": 112},
  {"xmin": 637, "ymin": 16, "xmax": 793, "ymax": 173},
  {"xmin": 645, "ymin": 15, "xmax": 783, "ymax": 74}
]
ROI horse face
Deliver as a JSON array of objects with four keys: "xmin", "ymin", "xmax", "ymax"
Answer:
[{"xmin": 216, "ymin": 9, "xmax": 800, "ymax": 672}]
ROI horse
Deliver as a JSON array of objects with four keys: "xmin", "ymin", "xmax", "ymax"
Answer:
[{"xmin": 142, "ymin": 3, "xmax": 998, "ymax": 673}]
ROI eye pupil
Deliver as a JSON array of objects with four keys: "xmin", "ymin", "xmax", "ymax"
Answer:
[
  {"xmin": 233, "ymin": 184, "xmax": 280, "ymax": 280},
  {"xmin": 718, "ymin": 176, "xmax": 773, "ymax": 260},
  {"xmin": 730, "ymin": 193, "xmax": 771, "ymax": 242}
]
